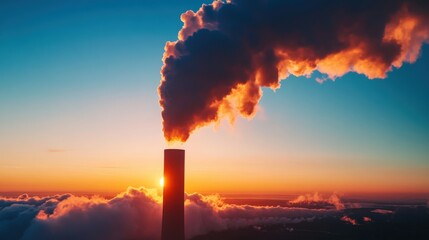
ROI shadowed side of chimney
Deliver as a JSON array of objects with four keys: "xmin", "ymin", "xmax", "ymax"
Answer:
[{"xmin": 162, "ymin": 149, "xmax": 185, "ymax": 240}]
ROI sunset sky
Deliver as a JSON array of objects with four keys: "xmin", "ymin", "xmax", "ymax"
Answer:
[{"xmin": 1, "ymin": 0, "xmax": 428, "ymax": 197}]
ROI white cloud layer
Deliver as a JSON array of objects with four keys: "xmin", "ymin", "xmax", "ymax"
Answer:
[{"xmin": 0, "ymin": 187, "xmax": 338, "ymax": 240}]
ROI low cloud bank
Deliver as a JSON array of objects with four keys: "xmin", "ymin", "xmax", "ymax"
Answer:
[
  {"xmin": 0, "ymin": 188, "xmax": 161, "ymax": 240},
  {"xmin": 1, "ymin": 187, "xmax": 341, "ymax": 240},
  {"xmin": 185, "ymin": 192, "xmax": 336, "ymax": 238}
]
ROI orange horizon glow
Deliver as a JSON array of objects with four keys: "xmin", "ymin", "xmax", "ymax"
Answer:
[
  {"xmin": 1, "ymin": 160, "xmax": 428, "ymax": 198},
  {"xmin": 1, "ymin": 136, "xmax": 429, "ymax": 197},
  {"xmin": 1, "ymin": 132, "xmax": 429, "ymax": 198}
]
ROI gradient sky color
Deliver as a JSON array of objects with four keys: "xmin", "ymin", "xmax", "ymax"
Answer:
[{"xmin": 1, "ymin": 0, "xmax": 428, "ymax": 196}]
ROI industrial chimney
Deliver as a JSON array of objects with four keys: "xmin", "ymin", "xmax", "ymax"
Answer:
[{"xmin": 161, "ymin": 149, "xmax": 185, "ymax": 240}]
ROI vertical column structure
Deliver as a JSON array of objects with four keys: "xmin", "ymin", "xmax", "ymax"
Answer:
[{"xmin": 162, "ymin": 149, "xmax": 185, "ymax": 240}]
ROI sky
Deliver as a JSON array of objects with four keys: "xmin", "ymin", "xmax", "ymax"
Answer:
[{"xmin": 0, "ymin": 0, "xmax": 428, "ymax": 197}]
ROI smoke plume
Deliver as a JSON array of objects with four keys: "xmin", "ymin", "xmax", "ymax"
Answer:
[{"xmin": 159, "ymin": 0, "xmax": 429, "ymax": 142}]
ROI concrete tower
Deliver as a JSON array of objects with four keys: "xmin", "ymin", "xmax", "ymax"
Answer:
[{"xmin": 161, "ymin": 149, "xmax": 185, "ymax": 240}]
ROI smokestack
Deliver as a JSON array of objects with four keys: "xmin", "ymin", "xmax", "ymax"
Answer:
[{"xmin": 162, "ymin": 149, "xmax": 185, "ymax": 240}]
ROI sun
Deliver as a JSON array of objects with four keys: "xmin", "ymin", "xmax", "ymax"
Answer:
[{"xmin": 159, "ymin": 177, "xmax": 164, "ymax": 187}]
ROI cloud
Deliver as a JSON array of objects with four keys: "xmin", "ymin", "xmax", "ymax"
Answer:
[
  {"xmin": 289, "ymin": 192, "xmax": 345, "ymax": 210},
  {"xmin": 371, "ymin": 209, "xmax": 394, "ymax": 214},
  {"xmin": 158, "ymin": 0, "xmax": 429, "ymax": 142},
  {"xmin": 0, "ymin": 188, "xmax": 340, "ymax": 240},
  {"xmin": 0, "ymin": 188, "xmax": 161, "ymax": 240},
  {"xmin": 341, "ymin": 215, "xmax": 358, "ymax": 225},
  {"xmin": 0, "ymin": 194, "xmax": 72, "ymax": 240},
  {"xmin": 184, "ymin": 192, "xmax": 336, "ymax": 238}
]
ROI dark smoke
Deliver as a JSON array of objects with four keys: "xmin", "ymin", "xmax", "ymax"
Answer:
[{"xmin": 159, "ymin": 0, "xmax": 429, "ymax": 142}]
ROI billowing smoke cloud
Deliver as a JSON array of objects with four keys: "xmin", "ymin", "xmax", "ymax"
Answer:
[
  {"xmin": 0, "ymin": 188, "xmax": 340, "ymax": 240},
  {"xmin": 159, "ymin": 0, "xmax": 429, "ymax": 142}
]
